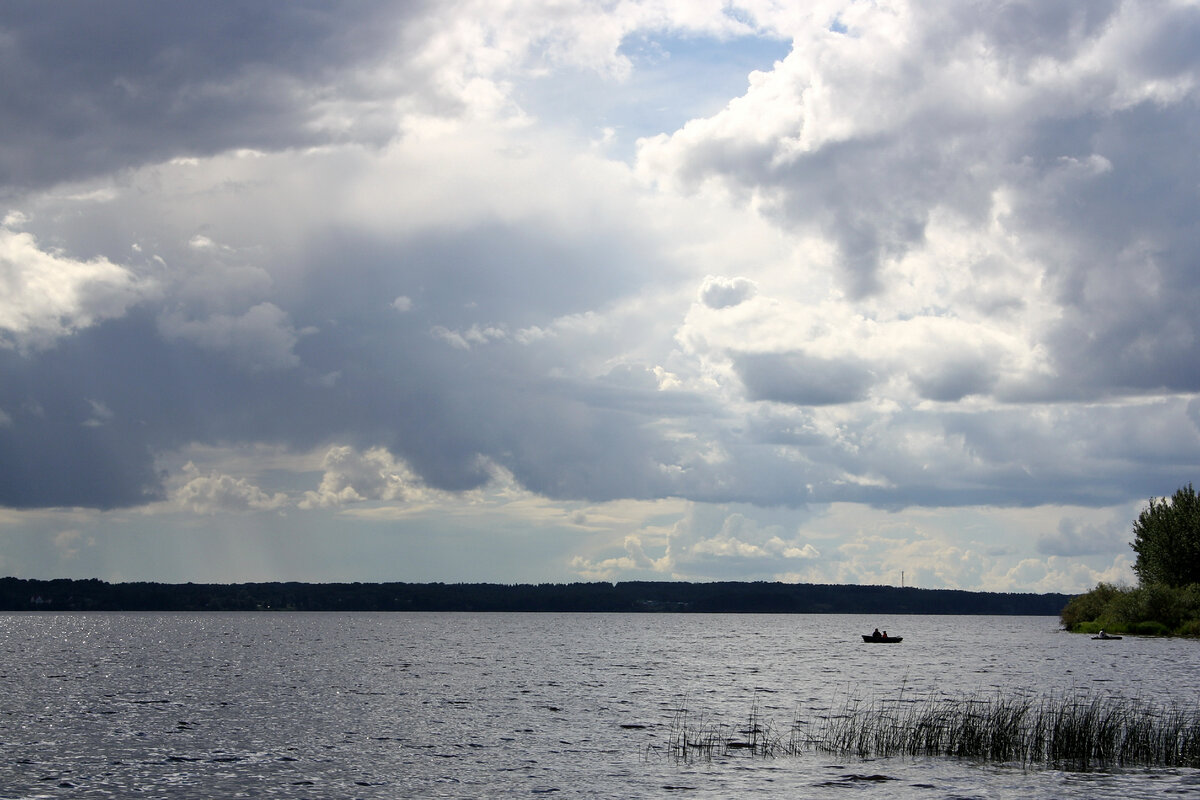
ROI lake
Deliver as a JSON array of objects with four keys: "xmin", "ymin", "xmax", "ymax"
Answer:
[{"xmin": 1, "ymin": 612, "xmax": 1197, "ymax": 798}]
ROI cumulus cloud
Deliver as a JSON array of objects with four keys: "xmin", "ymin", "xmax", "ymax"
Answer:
[
  {"xmin": 604, "ymin": 506, "xmax": 829, "ymax": 581},
  {"xmin": 0, "ymin": 223, "xmax": 148, "ymax": 349},
  {"xmin": 996, "ymin": 555, "xmax": 1136, "ymax": 594},
  {"xmin": 638, "ymin": 0, "xmax": 1200, "ymax": 398},
  {"xmin": 570, "ymin": 533, "xmax": 671, "ymax": 580},
  {"xmin": 300, "ymin": 446, "xmax": 427, "ymax": 509},
  {"xmin": 174, "ymin": 462, "xmax": 288, "ymax": 514},
  {"xmin": 430, "ymin": 323, "xmax": 509, "ymax": 350}
]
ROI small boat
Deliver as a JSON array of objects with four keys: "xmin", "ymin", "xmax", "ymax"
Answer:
[
  {"xmin": 862, "ymin": 634, "xmax": 903, "ymax": 643},
  {"xmin": 1092, "ymin": 634, "xmax": 1122, "ymax": 640}
]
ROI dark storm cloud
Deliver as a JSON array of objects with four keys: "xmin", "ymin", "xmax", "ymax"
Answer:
[
  {"xmin": 0, "ymin": 215, "xmax": 687, "ymax": 508},
  {"xmin": 0, "ymin": 1, "xmax": 420, "ymax": 190},
  {"xmin": 0, "ymin": 303, "xmax": 480, "ymax": 506},
  {"xmin": 280, "ymin": 225, "xmax": 696, "ymax": 502},
  {"xmin": 0, "ymin": 313, "xmax": 183, "ymax": 508},
  {"xmin": 0, "ymin": 315, "xmax": 685, "ymax": 509}
]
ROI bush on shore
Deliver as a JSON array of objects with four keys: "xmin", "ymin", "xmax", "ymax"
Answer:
[{"xmin": 1060, "ymin": 582, "xmax": 1200, "ymax": 635}]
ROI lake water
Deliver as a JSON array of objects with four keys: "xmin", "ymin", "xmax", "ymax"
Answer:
[{"xmin": 1, "ymin": 612, "xmax": 1198, "ymax": 798}]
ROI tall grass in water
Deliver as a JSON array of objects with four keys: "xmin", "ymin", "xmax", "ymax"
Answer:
[
  {"xmin": 665, "ymin": 695, "xmax": 808, "ymax": 761},
  {"xmin": 664, "ymin": 692, "xmax": 1200, "ymax": 771}
]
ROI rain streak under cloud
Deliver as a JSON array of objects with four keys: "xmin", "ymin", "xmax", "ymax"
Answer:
[{"xmin": 1, "ymin": 0, "xmax": 1198, "ymax": 592}]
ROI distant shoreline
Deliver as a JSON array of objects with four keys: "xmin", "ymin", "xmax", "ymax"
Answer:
[{"xmin": 0, "ymin": 577, "xmax": 1071, "ymax": 614}]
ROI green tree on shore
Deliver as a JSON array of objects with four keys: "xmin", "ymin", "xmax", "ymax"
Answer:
[
  {"xmin": 1131, "ymin": 484, "xmax": 1200, "ymax": 587},
  {"xmin": 1062, "ymin": 483, "xmax": 1200, "ymax": 635}
]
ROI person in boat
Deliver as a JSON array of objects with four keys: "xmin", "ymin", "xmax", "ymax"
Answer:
[
  {"xmin": 872, "ymin": 628, "xmax": 882, "ymax": 640},
  {"xmin": 1098, "ymin": 629, "xmax": 1109, "ymax": 639}
]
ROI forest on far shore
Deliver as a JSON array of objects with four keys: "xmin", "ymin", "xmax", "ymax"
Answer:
[{"xmin": 1, "ymin": 577, "xmax": 1069, "ymax": 615}]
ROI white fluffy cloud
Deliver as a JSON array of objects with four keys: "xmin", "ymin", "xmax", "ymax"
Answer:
[
  {"xmin": 174, "ymin": 462, "xmax": 288, "ymax": 514},
  {"xmin": 300, "ymin": 446, "xmax": 429, "ymax": 509},
  {"xmin": 570, "ymin": 506, "xmax": 827, "ymax": 581},
  {"xmin": 640, "ymin": 0, "xmax": 1200, "ymax": 398},
  {"xmin": 0, "ymin": 220, "xmax": 148, "ymax": 349}
]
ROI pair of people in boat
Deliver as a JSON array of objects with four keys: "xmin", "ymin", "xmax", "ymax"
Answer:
[{"xmin": 871, "ymin": 628, "xmax": 889, "ymax": 640}]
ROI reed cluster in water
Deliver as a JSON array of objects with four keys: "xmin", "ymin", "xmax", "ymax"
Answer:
[{"xmin": 663, "ymin": 692, "xmax": 1200, "ymax": 771}]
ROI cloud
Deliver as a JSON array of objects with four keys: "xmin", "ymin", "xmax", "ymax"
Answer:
[
  {"xmin": 996, "ymin": 555, "xmax": 1136, "ymax": 595},
  {"xmin": 300, "ymin": 446, "xmax": 427, "ymax": 509},
  {"xmin": 53, "ymin": 529, "xmax": 89, "ymax": 560},
  {"xmin": 609, "ymin": 505, "xmax": 827, "ymax": 581},
  {"xmin": 570, "ymin": 533, "xmax": 670, "ymax": 580},
  {"xmin": 1037, "ymin": 517, "xmax": 1128, "ymax": 557},
  {"xmin": 0, "ymin": 2, "xmax": 432, "ymax": 190},
  {"xmin": 0, "ymin": 1, "xmax": 1198, "ymax": 592},
  {"xmin": 82, "ymin": 399, "xmax": 114, "ymax": 428},
  {"xmin": 158, "ymin": 302, "xmax": 301, "ymax": 371},
  {"xmin": 430, "ymin": 323, "xmax": 509, "ymax": 350},
  {"xmin": 733, "ymin": 351, "xmax": 875, "ymax": 405},
  {"xmin": 0, "ymin": 223, "xmax": 148, "ymax": 350},
  {"xmin": 698, "ymin": 275, "xmax": 757, "ymax": 309},
  {"xmin": 908, "ymin": 358, "xmax": 997, "ymax": 403},
  {"xmin": 637, "ymin": 0, "xmax": 1200, "ymax": 399},
  {"xmin": 0, "ymin": 0, "xmax": 779, "ymax": 193},
  {"xmin": 174, "ymin": 462, "xmax": 288, "ymax": 514}
]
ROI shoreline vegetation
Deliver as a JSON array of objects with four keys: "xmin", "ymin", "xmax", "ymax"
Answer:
[
  {"xmin": 1059, "ymin": 582, "xmax": 1200, "ymax": 637},
  {"xmin": 1059, "ymin": 484, "xmax": 1200, "ymax": 638},
  {"xmin": 0, "ymin": 576, "xmax": 1070, "ymax": 614},
  {"xmin": 662, "ymin": 692, "xmax": 1200, "ymax": 771}
]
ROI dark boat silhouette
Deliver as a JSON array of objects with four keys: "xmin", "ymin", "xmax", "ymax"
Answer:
[{"xmin": 862, "ymin": 634, "xmax": 903, "ymax": 643}]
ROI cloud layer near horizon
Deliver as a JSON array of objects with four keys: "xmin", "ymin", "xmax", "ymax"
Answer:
[{"xmin": 1, "ymin": 0, "xmax": 1196, "ymax": 591}]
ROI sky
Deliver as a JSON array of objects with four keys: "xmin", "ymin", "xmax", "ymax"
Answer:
[{"xmin": 2, "ymin": 0, "xmax": 1198, "ymax": 592}]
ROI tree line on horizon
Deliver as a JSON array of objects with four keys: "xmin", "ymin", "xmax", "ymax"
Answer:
[{"xmin": 0, "ymin": 577, "xmax": 1070, "ymax": 614}]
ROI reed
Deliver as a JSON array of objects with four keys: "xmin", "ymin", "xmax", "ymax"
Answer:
[
  {"xmin": 662, "ymin": 692, "xmax": 1200, "ymax": 771},
  {"xmin": 663, "ymin": 696, "xmax": 806, "ymax": 761}
]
